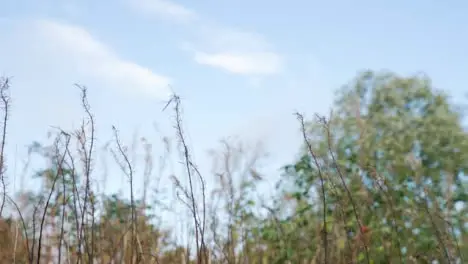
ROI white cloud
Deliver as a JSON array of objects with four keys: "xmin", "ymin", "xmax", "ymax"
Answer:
[
  {"xmin": 196, "ymin": 25, "xmax": 284, "ymax": 76},
  {"xmin": 35, "ymin": 20, "xmax": 171, "ymax": 99},
  {"xmin": 127, "ymin": 0, "xmax": 198, "ymax": 23},
  {"xmin": 191, "ymin": 26, "xmax": 283, "ymax": 76},
  {"xmin": 190, "ymin": 26, "xmax": 283, "ymax": 76},
  {"xmin": 126, "ymin": 0, "xmax": 284, "ymax": 77},
  {"xmin": 194, "ymin": 51, "xmax": 282, "ymax": 75}
]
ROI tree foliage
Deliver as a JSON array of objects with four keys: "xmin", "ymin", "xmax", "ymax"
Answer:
[
  {"xmin": 274, "ymin": 71, "xmax": 468, "ymax": 263},
  {"xmin": 0, "ymin": 71, "xmax": 466, "ymax": 263}
]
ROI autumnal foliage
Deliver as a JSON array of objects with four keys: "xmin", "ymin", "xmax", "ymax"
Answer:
[{"xmin": 0, "ymin": 71, "xmax": 466, "ymax": 263}]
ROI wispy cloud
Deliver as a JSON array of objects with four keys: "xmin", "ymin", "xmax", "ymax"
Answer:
[
  {"xmin": 127, "ymin": 0, "xmax": 198, "ymax": 23},
  {"xmin": 126, "ymin": 0, "xmax": 284, "ymax": 77},
  {"xmin": 35, "ymin": 20, "xmax": 172, "ymax": 99},
  {"xmin": 190, "ymin": 25, "xmax": 283, "ymax": 76},
  {"xmin": 194, "ymin": 52, "xmax": 282, "ymax": 75},
  {"xmin": 192, "ymin": 36, "xmax": 283, "ymax": 76}
]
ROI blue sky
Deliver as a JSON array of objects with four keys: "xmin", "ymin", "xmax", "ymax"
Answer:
[{"xmin": 1, "ymin": 0, "xmax": 468, "ymax": 233}]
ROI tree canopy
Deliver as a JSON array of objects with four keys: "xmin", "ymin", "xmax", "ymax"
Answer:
[{"xmin": 0, "ymin": 71, "xmax": 466, "ymax": 263}]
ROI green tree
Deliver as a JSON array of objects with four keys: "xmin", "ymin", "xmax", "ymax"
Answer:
[
  {"xmin": 279, "ymin": 71, "xmax": 467, "ymax": 263},
  {"xmin": 95, "ymin": 193, "xmax": 171, "ymax": 263}
]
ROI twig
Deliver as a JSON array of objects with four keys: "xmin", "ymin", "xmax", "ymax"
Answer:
[
  {"xmin": 164, "ymin": 94, "xmax": 207, "ymax": 264},
  {"xmin": 295, "ymin": 112, "xmax": 329, "ymax": 264},
  {"xmin": 0, "ymin": 77, "xmax": 11, "ymax": 217},
  {"xmin": 321, "ymin": 114, "xmax": 371, "ymax": 264},
  {"xmin": 37, "ymin": 132, "xmax": 71, "ymax": 264},
  {"xmin": 112, "ymin": 126, "xmax": 138, "ymax": 263}
]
